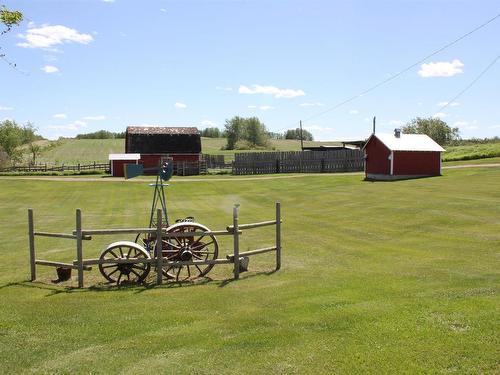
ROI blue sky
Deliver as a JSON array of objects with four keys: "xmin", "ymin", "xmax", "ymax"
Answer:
[{"xmin": 1, "ymin": 0, "xmax": 499, "ymax": 141}]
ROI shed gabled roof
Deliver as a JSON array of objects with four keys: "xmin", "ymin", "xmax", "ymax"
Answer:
[
  {"xmin": 364, "ymin": 133, "xmax": 445, "ymax": 152},
  {"xmin": 127, "ymin": 126, "xmax": 199, "ymax": 135}
]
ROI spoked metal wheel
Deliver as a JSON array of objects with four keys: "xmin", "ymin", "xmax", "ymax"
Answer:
[
  {"xmin": 162, "ymin": 222, "xmax": 219, "ymax": 281},
  {"xmin": 98, "ymin": 241, "xmax": 151, "ymax": 284}
]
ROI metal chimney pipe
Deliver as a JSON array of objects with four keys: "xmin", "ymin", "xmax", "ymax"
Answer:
[{"xmin": 394, "ymin": 128, "xmax": 401, "ymax": 138}]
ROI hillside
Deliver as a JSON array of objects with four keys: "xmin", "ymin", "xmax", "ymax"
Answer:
[
  {"xmin": 22, "ymin": 137, "xmax": 500, "ymax": 165},
  {"xmin": 25, "ymin": 138, "xmax": 341, "ymax": 164}
]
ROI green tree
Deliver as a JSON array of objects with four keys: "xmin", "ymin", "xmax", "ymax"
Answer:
[
  {"xmin": 0, "ymin": 5, "xmax": 22, "ymax": 34},
  {"xmin": 1, "ymin": 5, "xmax": 23, "ymax": 66},
  {"xmin": 224, "ymin": 116, "xmax": 245, "ymax": 150},
  {"xmin": 200, "ymin": 127, "xmax": 221, "ymax": 138},
  {"xmin": 284, "ymin": 128, "xmax": 314, "ymax": 141},
  {"xmin": 402, "ymin": 117, "xmax": 460, "ymax": 145},
  {"xmin": 0, "ymin": 120, "xmax": 37, "ymax": 164},
  {"xmin": 244, "ymin": 117, "xmax": 269, "ymax": 148},
  {"xmin": 223, "ymin": 116, "xmax": 270, "ymax": 150},
  {"xmin": 28, "ymin": 143, "xmax": 41, "ymax": 165}
]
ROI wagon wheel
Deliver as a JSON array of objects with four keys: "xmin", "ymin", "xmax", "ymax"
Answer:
[
  {"xmin": 98, "ymin": 241, "xmax": 151, "ymax": 284},
  {"xmin": 162, "ymin": 222, "xmax": 219, "ymax": 282}
]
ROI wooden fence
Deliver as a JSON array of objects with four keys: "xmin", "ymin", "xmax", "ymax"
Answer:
[
  {"xmin": 232, "ymin": 150, "xmax": 364, "ymax": 175},
  {"xmin": 1, "ymin": 162, "xmax": 109, "ymax": 173},
  {"xmin": 28, "ymin": 203, "xmax": 281, "ymax": 287}
]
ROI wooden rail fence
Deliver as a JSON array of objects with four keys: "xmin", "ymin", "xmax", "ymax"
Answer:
[
  {"xmin": 1, "ymin": 162, "xmax": 109, "ymax": 173},
  {"xmin": 28, "ymin": 202, "xmax": 282, "ymax": 287},
  {"xmin": 232, "ymin": 150, "xmax": 364, "ymax": 175}
]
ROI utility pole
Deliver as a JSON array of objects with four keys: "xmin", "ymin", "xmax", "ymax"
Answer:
[{"xmin": 299, "ymin": 120, "xmax": 304, "ymax": 150}]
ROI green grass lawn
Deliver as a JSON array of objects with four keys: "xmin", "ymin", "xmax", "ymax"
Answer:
[
  {"xmin": 0, "ymin": 168, "xmax": 498, "ymax": 373},
  {"xmin": 443, "ymin": 142, "xmax": 500, "ymax": 161}
]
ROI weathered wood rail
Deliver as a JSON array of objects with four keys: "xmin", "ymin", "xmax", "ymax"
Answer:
[
  {"xmin": 232, "ymin": 149, "xmax": 364, "ymax": 175},
  {"xmin": 28, "ymin": 203, "xmax": 282, "ymax": 288},
  {"xmin": 1, "ymin": 162, "xmax": 109, "ymax": 173}
]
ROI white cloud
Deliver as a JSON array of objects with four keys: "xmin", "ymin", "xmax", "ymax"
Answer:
[
  {"xmin": 300, "ymin": 102, "xmax": 324, "ymax": 107},
  {"xmin": 247, "ymin": 105, "xmax": 257, "ymax": 109},
  {"xmin": 52, "ymin": 113, "xmax": 67, "ymax": 119},
  {"xmin": 18, "ymin": 24, "xmax": 93, "ymax": 49},
  {"xmin": 438, "ymin": 101, "xmax": 459, "ymax": 107},
  {"xmin": 418, "ymin": 59, "xmax": 464, "ymax": 77},
  {"xmin": 174, "ymin": 102, "xmax": 187, "ymax": 109},
  {"xmin": 160, "ymin": 8, "xmax": 167, "ymax": 12},
  {"xmin": 83, "ymin": 115, "xmax": 106, "ymax": 121},
  {"xmin": 488, "ymin": 125, "xmax": 500, "ymax": 129},
  {"xmin": 433, "ymin": 112, "xmax": 448, "ymax": 119},
  {"xmin": 41, "ymin": 65, "xmax": 59, "ymax": 73},
  {"xmin": 216, "ymin": 86, "xmax": 233, "ymax": 91},
  {"xmin": 239, "ymin": 84, "xmax": 305, "ymax": 98},
  {"xmin": 46, "ymin": 120, "xmax": 86, "ymax": 131},
  {"xmin": 348, "ymin": 109, "xmax": 359, "ymax": 115},
  {"xmin": 102, "ymin": 0, "xmax": 115, "ymax": 3},
  {"xmin": 201, "ymin": 120, "xmax": 217, "ymax": 127},
  {"xmin": 0, "ymin": 106, "xmax": 13, "ymax": 111}
]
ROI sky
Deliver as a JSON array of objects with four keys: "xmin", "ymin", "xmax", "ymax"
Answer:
[{"xmin": 1, "ymin": 0, "xmax": 499, "ymax": 141}]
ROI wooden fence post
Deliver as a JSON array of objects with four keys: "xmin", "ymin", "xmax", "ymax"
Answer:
[
  {"xmin": 156, "ymin": 208, "xmax": 163, "ymax": 285},
  {"xmin": 233, "ymin": 204, "xmax": 240, "ymax": 279},
  {"xmin": 28, "ymin": 209, "xmax": 36, "ymax": 281},
  {"xmin": 276, "ymin": 202, "xmax": 281, "ymax": 270},
  {"xmin": 76, "ymin": 209, "xmax": 84, "ymax": 288}
]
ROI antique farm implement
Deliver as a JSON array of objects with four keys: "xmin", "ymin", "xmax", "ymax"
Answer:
[
  {"xmin": 98, "ymin": 158, "xmax": 220, "ymax": 283},
  {"xmin": 27, "ymin": 160, "xmax": 282, "ymax": 288}
]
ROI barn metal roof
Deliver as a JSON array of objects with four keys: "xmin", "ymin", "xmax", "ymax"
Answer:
[
  {"xmin": 126, "ymin": 126, "xmax": 199, "ymax": 135},
  {"xmin": 367, "ymin": 133, "xmax": 445, "ymax": 152}
]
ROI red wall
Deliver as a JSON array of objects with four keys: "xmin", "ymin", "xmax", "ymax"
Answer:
[
  {"xmin": 393, "ymin": 151, "xmax": 441, "ymax": 175},
  {"xmin": 139, "ymin": 154, "xmax": 201, "ymax": 175},
  {"xmin": 364, "ymin": 136, "xmax": 390, "ymax": 175},
  {"xmin": 111, "ymin": 153, "xmax": 200, "ymax": 177},
  {"xmin": 112, "ymin": 160, "xmax": 137, "ymax": 177}
]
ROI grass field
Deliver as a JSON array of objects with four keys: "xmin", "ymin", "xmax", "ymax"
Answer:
[
  {"xmin": 443, "ymin": 142, "xmax": 500, "ymax": 162},
  {"xmin": 0, "ymin": 168, "xmax": 498, "ymax": 373},
  {"xmin": 25, "ymin": 138, "xmax": 340, "ymax": 164}
]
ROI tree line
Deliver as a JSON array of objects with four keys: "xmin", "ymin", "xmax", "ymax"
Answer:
[{"xmin": 0, "ymin": 120, "xmax": 41, "ymax": 166}]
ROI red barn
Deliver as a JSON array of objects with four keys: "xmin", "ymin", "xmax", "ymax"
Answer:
[
  {"xmin": 125, "ymin": 126, "xmax": 201, "ymax": 174},
  {"xmin": 363, "ymin": 129, "xmax": 445, "ymax": 180}
]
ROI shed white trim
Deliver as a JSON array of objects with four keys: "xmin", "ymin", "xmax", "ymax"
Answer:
[{"xmin": 109, "ymin": 153, "xmax": 141, "ymax": 161}]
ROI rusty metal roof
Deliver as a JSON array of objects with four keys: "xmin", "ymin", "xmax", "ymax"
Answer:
[{"xmin": 126, "ymin": 126, "xmax": 199, "ymax": 135}]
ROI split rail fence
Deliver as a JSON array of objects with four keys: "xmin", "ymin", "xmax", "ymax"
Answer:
[
  {"xmin": 28, "ymin": 203, "xmax": 281, "ymax": 288},
  {"xmin": 1, "ymin": 162, "xmax": 109, "ymax": 173},
  {"xmin": 233, "ymin": 150, "xmax": 364, "ymax": 175}
]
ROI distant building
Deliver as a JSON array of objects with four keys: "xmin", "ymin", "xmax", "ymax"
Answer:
[
  {"xmin": 109, "ymin": 126, "xmax": 202, "ymax": 177},
  {"xmin": 109, "ymin": 153, "xmax": 141, "ymax": 178},
  {"xmin": 363, "ymin": 129, "xmax": 445, "ymax": 180},
  {"xmin": 125, "ymin": 126, "xmax": 201, "ymax": 171}
]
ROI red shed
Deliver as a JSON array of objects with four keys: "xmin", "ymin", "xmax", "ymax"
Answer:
[
  {"xmin": 363, "ymin": 130, "xmax": 445, "ymax": 180},
  {"xmin": 109, "ymin": 153, "xmax": 141, "ymax": 177}
]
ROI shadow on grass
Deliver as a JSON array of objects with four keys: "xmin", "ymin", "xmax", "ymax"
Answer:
[{"xmin": 0, "ymin": 268, "xmax": 280, "ymax": 295}]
